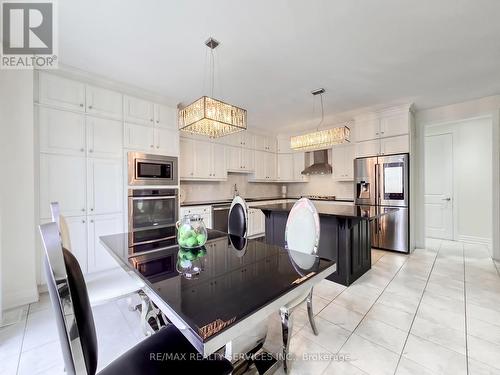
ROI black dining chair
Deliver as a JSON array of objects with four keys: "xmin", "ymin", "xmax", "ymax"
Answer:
[
  {"xmin": 38, "ymin": 222, "xmax": 233, "ymax": 375},
  {"xmin": 228, "ymin": 195, "xmax": 248, "ymax": 237}
]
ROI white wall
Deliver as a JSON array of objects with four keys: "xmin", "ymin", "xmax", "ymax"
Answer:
[
  {"xmin": 0, "ymin": 70, "xmax": 38, "ymax": 309},
  {"xmin": 181, "ymin": 174, "xmax": 282, "ymax": 203},
  {"xmin": 416, "ymin": 95, "xmax": 500, "ymax": 259}
]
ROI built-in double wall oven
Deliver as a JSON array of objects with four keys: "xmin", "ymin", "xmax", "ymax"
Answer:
[{"xmin": 128, "ymin": 188, "xmax": 179, "ymax": 247}]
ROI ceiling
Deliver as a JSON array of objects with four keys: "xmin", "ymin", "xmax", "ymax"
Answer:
[{"xmin": 59, "ymin": 0, "xmax": 500, "ymax": 133}]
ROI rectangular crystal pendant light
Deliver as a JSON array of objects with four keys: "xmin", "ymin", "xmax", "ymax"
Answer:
[
  {"xmin": 178, "ymin": 96, "xmax": 247, "ymax": 138},
  {"xmin": 290, "ymin": 126, "xmax": 351, "ymax": 151},
  {"xmin": 178, "ymin": 37, "xmax": 247, "ymax": 138}
]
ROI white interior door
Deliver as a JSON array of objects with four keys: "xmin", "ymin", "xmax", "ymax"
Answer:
[{"xmin": 424, "ymin": 133, "xmax": 453, "ymax": 239}]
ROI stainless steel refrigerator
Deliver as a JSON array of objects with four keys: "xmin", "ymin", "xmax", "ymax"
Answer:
[{"xmin": 354, "ymin": 153, "xmax": 409, "ymax": 253}]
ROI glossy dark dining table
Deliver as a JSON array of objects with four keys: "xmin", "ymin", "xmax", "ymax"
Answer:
[{"xmin": 100, "ymin": 229, "xmax": 336, "ymax": 358}]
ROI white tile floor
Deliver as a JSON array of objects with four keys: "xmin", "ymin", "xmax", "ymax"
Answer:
[{"xmin": 1, "ymin": 239, "xmax": 500, "ymax": 375}]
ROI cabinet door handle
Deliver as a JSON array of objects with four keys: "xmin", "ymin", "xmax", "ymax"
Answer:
[
  {"xmin": 150, "ymin": 145, "xmax": 154, "ymax": 148},
  {"xmin": 156, "ymin": 120, "xmax": 159, "ymax": 124},
  {"xmin": 90, "ymin": 208, "xmax": 94, "ymax": 211},
  {"xmin": 80, "ymin": 148, "xmax": 85, "ymax": 152},
  {"xmin": 156, "ymin": 146, "xmax": 159, "ymax": 149},
  {"xmin": 82, "ymin": 219, "xmax": 85, "ymax": 223},
  {"xmin": 90, "ymin": 219, "xmax": 94, "ymax": 223},
  {"xmin": 150, "ymin": 118, "xmax": 154, "ymax": 122},
  {"xmin": 81, "ymin": 208, "xmax": 85, "ymax": 212},
  {"xmin": 88, "ymin": 105, "xmax": 93, "ymax": 110},
  {"xmin": 79, "ymin": 103, "xmax": 84, "ymax": 107},
  {"xmin": 89, "ymin": 149, "xmax": 93, "ymax": 153}
]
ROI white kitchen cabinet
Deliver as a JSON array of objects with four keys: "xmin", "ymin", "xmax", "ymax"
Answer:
[
  {"xmin": 226, "ymin": 132, "xmax": 255, "ymax": 148},
  {"xmin": 292, "ymin": 153, "xmax": 308, "ymax": 182},
  {"xmin": 87, "ymin": 213, "xmax": 123, "ymax": 273},
  {"xmin": 266, "ymin": 153, "xmax": 276, "ymax": 180},
  {"xmin": 87, "ymin": 158, "xmax": 123, "ymax": 215},
  {"xmin": 85, "ymin": 85, "xmax": 122, "ymax": 120},
  {"xmin": 253, "ymin": 151, "xmax": 267, "ymax": 180},
  {"xmin": 226, "ymin": 145, "xmax": 241, "ymax": 171},
  {"xmin": 155, "ymin": 127, "xmax": 180, "ymax": 156},
  {"xmin": 355, "ymin": 139, "xmax": 381, "ymax": 158},
  {"xmin": 38, "ymin": 106, "xmax": 86, "ymax": 156},
  {"xmin": 252, "ymin": 151, "xmax": 276, "ymax": 181},
  {"xmin": 225, "ymin": 145, "xmax": 254, "ymax": 173},
  {"xmin": 277, "ymin": 137, "xmax": 293, "ymax": 153},
  {"xmin": 277, "ymin": 154, "xmax": 294, "ymax": 181},
  {"xmin": 86, "ymin": 116, "xmax": 122, "ymax": 158},
  {"xmin": 124, "ymin": 122, "xmax": 179, "ymax": 155},
  {"xmin": 211, "ymin": 143, "xmax": 227, "ymax": 179},
  {"xmin": 179, "ymin": 138, "xmax": 196, "ymax": 178},
  {"xmin": 124, "ymin": 95, "xmax": 155, "ymax": 125},
  {"xmin": 354, "ymin": 117, "xmax": 380, "ymax": 142},
  {"xmin": 40, "ymin": 154, "xmax": 87, "ymax": 218},
  {"xmin": 124, "ymin": 122, "xmax": 155, "ymax": 151},
  {"xmin": 38, "ymin": 72, "xmax": 86, "ymax": 111},
  {"xmin": 180, "ymin": 139, "xmax": 227, "ymax": 180},
  {"xmin": 241, "ymin": 148, "xmax": 254, "ymax": 171},
  {"xmin": 255, "ymin": 134, "xmax": 276, "ymax": 152},
  {"xmin": 194, "ymin": 141, "xmax": 212, "ymax": 179},
  {"xmin": 63, "ymin": 216, "xmax": 89, "ymax": 273},
  {"xmin": 332, "ymin": 144, "xmax": 355, "ymax": 180},
  {"xmin": 381, "ymin": 135, "xmax": 409, "ymax": 155},
  {"xmin": 379, "ymin": 113, "xmax": 409, "ymax": 138},
  {"xmin": 355, "ymin": 135, "xmax": 409, "ymax": 157},
  {"xmin": 154, "ymin": 103, "xmax": 176, "ymax": 128}
]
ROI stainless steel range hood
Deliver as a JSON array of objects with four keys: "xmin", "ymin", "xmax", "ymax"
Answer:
[{"xmin": 301, "ymin": 149, "xmax": 332, "ymax": 175}]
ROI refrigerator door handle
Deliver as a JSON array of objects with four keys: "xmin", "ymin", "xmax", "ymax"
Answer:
[{"xmin": 375, "ymin": 163, "xmax": 381, "ymax": 204}]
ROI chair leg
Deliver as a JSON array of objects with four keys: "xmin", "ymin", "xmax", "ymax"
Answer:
[
  {"xmin": 306, "ymin": 288, "xmax": 318, "ymax": 336},
  {"xmin": 279, "ymin": 306, "xmax": 292, "ymax": 374}
]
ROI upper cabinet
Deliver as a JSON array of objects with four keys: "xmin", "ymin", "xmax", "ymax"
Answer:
[
  {"xmin": 354, "ymin": 117, "xmax": 380, "ymax": 142},
  {"xmin": 38, "ymin": 73, "xmax": 123, "ymax": 120},
  {"xmin": 180, "ymin": 138, "xmax": 227, "ymax": 181},
  {"xmin": 123, "ymin": 95, "xmax": 155, "ymax": 125},
  {"xmin": 154, "ymin": 103, "xmax": 176, "ymax": 128},
  {"xmin": 276, "ymin": 153, "xmax": 294, "ymax": 181},
  {"xmin": 277, "ymin": 137, "xmax": 293, "ymax": 153},
  {"xmin": 354, "ymin": 107, "xmax": 412, "ymax": 158},
  {"xmin": 224, "ymin": 131, "xmax": 255, "ymax": 148},
  {"xmin": 86, "ymin": 116, "xmax": 123, "ymax": 159},
  {"xmin": 124, "ymin": 95, "xmax": 176, "ymax": 128},
  {"xmin": 85, "ymin": 85, "xmax": 123, "ymax": 120},
  {"xmin": 38, "ymin": 106, "xmax": 86, "ymax": 156},
  {"xmin": 255, "ymin": 134, "xmax": 276, "ymax": 153},
  {"xmin": 332, "ymin": 144, "xmax": 355, "ymax": 181},
  {"xmin": 39, "ymin": 72, "xmax": 86, "ymax": 111}
]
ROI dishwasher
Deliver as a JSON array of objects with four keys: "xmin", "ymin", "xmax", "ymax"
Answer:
[{"xmin": 212, "ymin": 203, "xmax": 231, "ymax": 232}]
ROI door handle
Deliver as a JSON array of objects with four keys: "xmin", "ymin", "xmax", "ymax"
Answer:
[{"xmin": 442, "ymin": 197, "xmax": 451, "ymax": 201}]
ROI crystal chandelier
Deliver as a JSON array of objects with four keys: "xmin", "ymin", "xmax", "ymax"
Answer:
[
  {"xmin": 290, "ymin": 88, "xmax": 350, "ymax": 151},
  {"xmin": 178, "ymin": 38, "xmax": 247, "ymax": 138}
]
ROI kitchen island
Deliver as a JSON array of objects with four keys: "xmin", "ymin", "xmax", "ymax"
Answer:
[{"xmin": 251, "ymin": 202, "xmax": 395, "ymax": 286}]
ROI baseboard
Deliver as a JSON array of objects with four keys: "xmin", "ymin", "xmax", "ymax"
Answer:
[
  {"xmin": 457, "ymin": 235, "xmax": 492, "ymax": 249},
  {"xmin": 3, "ymin": 287, "xmax": 39, "ymax": 310}
]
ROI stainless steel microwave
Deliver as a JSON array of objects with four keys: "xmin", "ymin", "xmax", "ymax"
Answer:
[{"xmin": 128, "ymin": 152, "xmax": 178, "ymax": 186}]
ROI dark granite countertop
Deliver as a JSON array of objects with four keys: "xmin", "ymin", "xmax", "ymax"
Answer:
[
  {"xmin": 253, "ymin": 203, "xmax": 397, "ymax": 220},
  {"xmin": 181, "ymin": 196, "xmax": 354, "ymax": 207}
]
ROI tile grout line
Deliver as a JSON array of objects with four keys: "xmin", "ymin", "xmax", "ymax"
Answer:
[
  {"xmin": 462, "ymin": 243, "xmax": 470, "ymax": 375},
  {"xmin": 335, "ymin": 251, "xmax": 412, "ymax": 359},
  {"xmin": 392, "ymin": 242, "xmax": 442, "ymax": 375},
  {"xmin": 15, "ymin": 303, "xmax": 32, "ymax": 374}
]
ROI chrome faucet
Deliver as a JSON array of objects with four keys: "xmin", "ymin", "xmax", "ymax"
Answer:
[{"xmin": 233, "ymin": 184, "xmax": 239, "ymax": 197}]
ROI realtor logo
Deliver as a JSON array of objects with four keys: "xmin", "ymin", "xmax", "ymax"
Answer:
[{"xmin": 1, "ymin": 1, "xmax": 58, "ymax": 69}]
